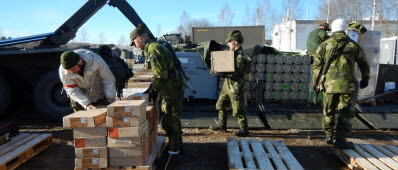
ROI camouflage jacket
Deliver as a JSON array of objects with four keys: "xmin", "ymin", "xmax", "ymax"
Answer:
[
  {"xmin": 312, "ymin": 32, "xmax": 370, "ymax": 94},
  {"xmin": 221, "ymin": 47, "xmax": 251, "ymax": 94},
  {"xmin": 144, "ymin": 40, "xmax": 184, "ymax": 99}
]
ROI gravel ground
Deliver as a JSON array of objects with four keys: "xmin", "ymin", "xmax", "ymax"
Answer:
[{"xmin": 6, "ymin": 118, "xmax": 397, "ymax": 170}]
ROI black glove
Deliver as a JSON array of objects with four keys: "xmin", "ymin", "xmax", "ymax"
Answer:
[
  {"xmin": 360, "ymin": 79, "xmax": 369, "ymax": 89},
  {"xmin": 144, "ymin": 83, "xmax": 158, "ymax": 102}
]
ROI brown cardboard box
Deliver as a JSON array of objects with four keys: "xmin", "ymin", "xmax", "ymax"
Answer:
[
  {"xmin": 211, "ymin": 50, "xmax": 235, "ymax": 72},
  {"xmin": 75, "ymin": 147, "xmax": 108, "ymax": 158},
  {"xmin": 63, "ymin": 108, "xmax": 107, "ymax": 128},
  {"xmin": 108, "ymin": 121, "xmax": 148, "ymax": 138},
  {"xmin": 106, "ymin": 115, "xmax": 146, "ymax": 127},
  {"xmin": 107, "ymin": 137, "xmax": 143, "ymax": 148},
  {"xmin": 148, "ymin": 128, "xmax": 158, "ymax": 154},
  {"xmin": 107, "ymin": 100, "xmax": 146, "ymax": 117},
  {"xmin": 127, "ymin": 93, "xmax": 152, "ymax": 105},
  {"xmin": 75, "ymin": 158, "xmax": 107, "ymax": 168},
  {"xmin": 74, "ymin": 136, "xmax": 107, "ymax": 148},
  {"xmin": 73, "ymin": 127, "xmax": 107, "ymax": 138},
  {"xmin": 146, "ymin": 106, "xmax": 158, "ymax": 133},
  {"xmin": 109, "ymin": 156, "xmax": 146, "ymax": 167}
]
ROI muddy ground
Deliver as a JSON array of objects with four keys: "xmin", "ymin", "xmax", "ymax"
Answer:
[{"xmin": 4, "ymin": 113, "xmax": 398, "ymax": 170}]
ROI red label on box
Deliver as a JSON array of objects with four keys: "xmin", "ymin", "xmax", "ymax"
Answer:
[
  {"xmin": 108, "ymin": 128, "xmax": 119, "ymax": 138},
  {"xmin": 75, "ymin": 138, "xmax": 86, "ymax": 148}
]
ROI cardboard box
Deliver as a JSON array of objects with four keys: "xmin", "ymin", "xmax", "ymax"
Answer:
[
  {"xmin": 108, "ymin": 121, "xmax": 148, "ymax": 138},
  {"xmin": 211, "ymin": 50, "xmax": 235, "ymax": 72},
  {"xmin": 75, "ymin": 147, "xmax": 108, "ymax": 158},
  {"xmin": 106, "ymin": 115, "xmax": 146, "ymax": 127},
  {"xmin": 107, "ymin": 100, "xmax": 146, "ymax": 117},
  {"xmin": 146, "ymin": 106, "xmax": 158, "ymax": 133},
  {"xmin": 63, "ymin": 108, "xmax": 107, "ymax": 128},
  {"xmin": 109, "ymin": 156, "xmax": 146, "ymax": 167},
  {"xmin": 75, "ymin": 158, "xmax": 107, "ymax": 168},
  {"xmin": 73, "ymin": 127, "xmax": 107, "ymax": 138},
  {"xmin": 74, "ymin": 136, "xmax": 107, "ymax": 148},
  {"xmin": 127, "ymin": 93, "xmax": 152, "ymax": 105}
]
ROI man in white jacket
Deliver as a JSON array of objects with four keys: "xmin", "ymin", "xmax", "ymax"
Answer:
[{"xmin": 59, "ymin": 49, "xmax": 116, "ymax": 111}]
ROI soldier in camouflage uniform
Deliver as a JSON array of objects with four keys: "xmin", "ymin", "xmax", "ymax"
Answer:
[
  {"xmin": 307, "ymin": 22, "xmax": 330, "ymax": 62},
  {"xmin": 210, "ymin": 30, "xmax": 251, "ymax": 137},
  {"xmin": 130, "ymin": 25, "xmax": 185, "ymax": 157},
  {"xmin": 312, "ymin": 19, "xmax": 370, "ymax": 149}
]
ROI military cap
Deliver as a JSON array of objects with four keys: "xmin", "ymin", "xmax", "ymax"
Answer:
[
  {"xmin": 130, "ymin": 24, "xmax": 147, "ymax": 46},
  {"xmin": 60, "ymin": 51, "xmax": 80, "ymax": 69},
  {"xmin": 319, "ymin": 22, "xmax": 331, "ymax": 31},
  {"xmin": 225, "ymin": 30, "xmax": 244, "ymax": 44}
]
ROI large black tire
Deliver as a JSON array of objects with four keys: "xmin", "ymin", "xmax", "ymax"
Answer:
[
  {"xmin": 0, "ymin": 75, "xmax": 11, "ymax": 116},
  {"xmin": 33, "ymin": 70, "xmax": 72, "ymax": 121}
]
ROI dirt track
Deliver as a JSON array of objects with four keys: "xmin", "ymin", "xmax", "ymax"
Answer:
[{"xmin": 6, "ymin": 118, "xmax": 397, "ymax": 170}]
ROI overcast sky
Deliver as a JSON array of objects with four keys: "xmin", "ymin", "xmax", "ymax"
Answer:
[{"xmin": 0, "ymin": 0, "xmax": 320, "ymax": 44}]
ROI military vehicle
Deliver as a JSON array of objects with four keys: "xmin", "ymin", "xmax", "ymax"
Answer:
[{"xmin": 0, "ymin": 0, "xmax": 155, "ymax": 120}]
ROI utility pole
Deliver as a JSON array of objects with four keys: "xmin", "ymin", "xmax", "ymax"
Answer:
[{"xmin": 371, "ymin": 0, "xmax": 377, "ymax": 30}]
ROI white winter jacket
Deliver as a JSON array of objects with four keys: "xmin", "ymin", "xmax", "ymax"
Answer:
[{"xmin": 59, "ymin": 49, "xmax": 116, "ymax": 109}]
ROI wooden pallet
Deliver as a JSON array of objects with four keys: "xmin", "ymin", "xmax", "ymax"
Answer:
[
  {"xmin": 336, "ymin": 144, "xmax": 398, "ymax": 170},
  {"xmin": 0, "ymin": 133, "xmax": 52, "ymax": 170},
  {"xmin": 75, "ymin": 135, "xmax": 166, "ymax": 170},
  {"xmin": 227, "ymin": 138, "xmax": 303, "ymax": 170},
  {"xmin": 357, "ymin": 100, "xmax": 377, "ymax": 106}
]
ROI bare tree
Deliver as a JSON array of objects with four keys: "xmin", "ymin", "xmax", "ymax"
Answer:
[
  {"xmin": 117, "ymin": 35, "xmax": 127, "ymax": 50},
  {"xmin": 218, "ymin": 3, "xmax": 235, "ymax": 26},
  {"xmin": 177, "ymin": 10, "xmax": 214, "ymax": 37},
  {"xmin": 98, "ymin": 32, "xmax": 106, "ymax": 45},
  {"xmin": 78, "ymin": 28, "xmax": 89, "ymax": 45},
  {"xmin": 282, "ymin": 0, "xmax": 304, "ymax": 20},
  {"xmin": 242, "ymin": 6, "xmax": 254, "ymax": 26}
]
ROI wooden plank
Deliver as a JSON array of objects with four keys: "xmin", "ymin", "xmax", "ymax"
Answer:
[
  {"xmin": 0, "ymin": 134, "xmax": 39, "ymax": 157},
  {"xmin": 227, "ymin": 138, "xmax": 244, "ymax": 169},
  {"xmin": 385, "ymin": 145, "xmax": 398, "ymax": 155},
  {"xmin": 249, "ymin": 139, "xmax": 274, "ymax": 170},
  {"xmin": 0, "ymin": 134, "xmax": 52, "ymax": 167},
  {"xmin": 374, "ymin": 145, "xmax": 398, "ymax": 163},
  {"xmin": 359, "ymin": 144, "xmax": 398, "ymax": 170},
  {"xmin": 271, "ymin": 140, "xmax": 304, "ymax": 170},
  {"xmin": 0, "ymin": 134, "xmax": 30, "ymax": 151},
  {"xmin": 239, "ymin": 138, "xmax": 256, "ymax": 169},
  {"xmin": 262, "ymin": 140, "xmax": 287, "ymax": 170},
  {"xmin": 340, "ymin": 149, "xmax": 378, "ymax": 170},
  {"xmin": 355, "ymin": 144, "xmax": 392, "ymax": 170}
]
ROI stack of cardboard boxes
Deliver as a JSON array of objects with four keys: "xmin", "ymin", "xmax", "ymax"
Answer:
[
  {"xmin": 63, "ymin": 94, "xmax": 159, "ymax": 169},
  {"xmin": 63, "ymin": 108, "xmax": 108, "ymax": 169},
  {"xmin": 106, "ymin": 100, "xmax": 149, "ymax": 167}
]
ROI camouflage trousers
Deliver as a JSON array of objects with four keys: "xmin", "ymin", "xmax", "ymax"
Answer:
[
  {"xmin": 70, "ymin": 98, "xmax": 109, "ymax": 112},
  {"xmin": 322, "ymin": 93, "xmax": 356, "ymax": 139},
  {"xmin": 160, "ymin": 88, "xmax": 184, "ymax": 152},
  {"xmin": 216, "ymin": 91, "xmax": 248, "ymax": 130}
]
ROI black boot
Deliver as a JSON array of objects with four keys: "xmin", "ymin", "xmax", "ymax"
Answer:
[
  {"xmin": 325, "ymin": 135, "xmax": 334, "ymax": 144},
  {"xmin": 233, "ymin": 129, "xmax": 249, "ymax": 137},
  {"xmin": 210, "ymin": 125, "xmax": 227, "ymax": 132},
  {"xmin": 335, "ymin": 139, "xmax": 355, "ymax": 149}
]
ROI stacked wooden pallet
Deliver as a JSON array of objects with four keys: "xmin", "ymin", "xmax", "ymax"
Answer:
[
  {"xmin": 64, "ymin": 93, "xmax": 162, "ymax": 169},
  {"xmin": 336, "ymin": 144, "xmax": 398, "ymax": 170},
  {"xmin": 0, "ymin": 133, "xmax": 52, "ymax": 170},
  {"xmin": 227, "ymin": 138, "xmax": 303, "ymax": 170}
]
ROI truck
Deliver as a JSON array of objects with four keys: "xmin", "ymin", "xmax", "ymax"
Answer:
[
  {"xmin": 0, "ymin": 0, "xmax": 156, "ymax": 120},
  {"xmin": 192, "ymin": 26, "xmax": 265, "ymax": 46}
]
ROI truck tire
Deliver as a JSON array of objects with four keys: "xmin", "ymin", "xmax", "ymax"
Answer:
[
  {"xmin": 0, "ymin": 75, "xmax": 11, "ymax": 116},
  {"xmin": 33, "ymin": 70, "xmax": 72, "ymax": 121}
]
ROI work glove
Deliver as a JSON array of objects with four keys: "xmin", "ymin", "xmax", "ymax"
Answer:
[
  {"xmin": 144, "ymin": 83, "xmax": 158, "ymax": 102},
  {"xmin": 359, "ymin": 79, "xmax": 369, "ymax": 89}
]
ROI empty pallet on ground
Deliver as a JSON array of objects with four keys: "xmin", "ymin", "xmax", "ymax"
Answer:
[
  {"xmin": 0, "ymin": 133, "xmax": 52, "ymax": 170},
  {"xmin": 336, "ymin": 144, "xmax": 398, "ymax": 170},
  {"xmin": 227, "ymin": 138, "xmax": 303, "ymax": 170}
]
